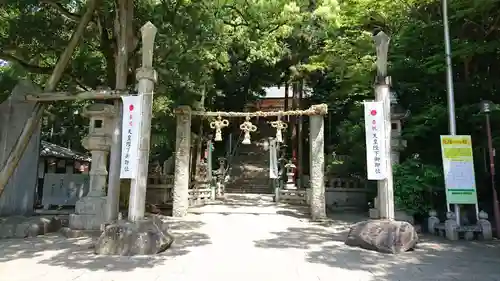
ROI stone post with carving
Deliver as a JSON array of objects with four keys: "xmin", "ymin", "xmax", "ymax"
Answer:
[
  {"xmin": 128, "ymin": 22, "xmax": 158, "ymax": 222},
  {"xmin": 94, "ymin": 22, "xmax": 173, "ymax": 256},
  {"xmin": 172, "ymin": 106, "xmax": 192, "ymax": 217},
  {"xmin": 309, "ymin": 105, "xmax": 327, "ymax": 220},
  {"xmin": 370, "ymin": 109, "xmax": 408, "ymax": 219},
  {"xmin": 69, "ymin": 104, "xmax": 115, "ymax": 231}
]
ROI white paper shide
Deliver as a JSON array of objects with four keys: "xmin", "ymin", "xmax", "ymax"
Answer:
[
  {"xmin": 364, "ymin": 101, "xmax": 387, "ymax": 180},
  {"xmin": 120, "ymin": 96, "xmax": 142, "ymax": 178}
]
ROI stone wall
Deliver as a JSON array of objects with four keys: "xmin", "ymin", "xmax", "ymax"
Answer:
[
  {"xmin": 303, "ymin": 175, "xmax": 368, "ymax": 211},
  {"xmin": 0, "ymin": 81, "xmax": 41, "ymax": 216},
  {"xmin": 325, "ymin": 178, "xmax": 367, "ymax": 211}
]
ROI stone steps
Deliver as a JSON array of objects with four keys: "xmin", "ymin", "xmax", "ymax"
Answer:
[
  {"xmin": 225, "ymin": 122, "xmax": 276, "ymax": 194},
  {"xmin": 230, "ymin": 177, "xmax": 269, "ymax": 184},
  {"xmin": 225, "ymin": 186, "xmax": 273, "ymax": 194}
]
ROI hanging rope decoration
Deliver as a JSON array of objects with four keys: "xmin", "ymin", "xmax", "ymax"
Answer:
[
  {"xmin": 209, "ymin": 115, "xmax": 229, "ymax": 142},
  {"xmin": 270, "ymin": 117, "xmax": 288, "ymax": 143},
  {"xmin": 240, "ymin": 116, "xmax": 257, "ymax": 144},
  {"xmin": 186, "ymin": 104, "xmax": 328, "ymax": 117}
]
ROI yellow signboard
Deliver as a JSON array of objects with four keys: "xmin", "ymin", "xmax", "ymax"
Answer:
[{"xmin": 440, "ymin": 135, "xmax": 478, "ymax": 205}]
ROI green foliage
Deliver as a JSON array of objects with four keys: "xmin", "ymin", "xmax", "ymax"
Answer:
[
  {"xmin": 0, "ymin": 0, "xmax": 345, "ymax": 159},
  {"xmin": 325, "ymin": 153, "xmax": 351, "ymax": 176},
  {"xmin": 393, "ymin": 157, "xmax": 443, "ymax": 215}
]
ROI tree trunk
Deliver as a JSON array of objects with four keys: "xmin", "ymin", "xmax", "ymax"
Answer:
[
  {"xmin": 284, "ymin": 81, "xmax": 290, "ymax": 157},
  {"xmin": 0, "ymin": 0, "xmax": 99, "ymax": 197},
  {"xmin": 297, "ymin": 79, "xmax": 304, "ymax": 187},
  {"xmin": 291, "ymin": 82, "xmax": 298, "ymax": 160},
  {"xmin": 193, "ymin": 89, "xmax": 206, "ymax": 182},
  {"xmin": 106, "ymin": 0, "xmax": 132, "ymax": 222}
]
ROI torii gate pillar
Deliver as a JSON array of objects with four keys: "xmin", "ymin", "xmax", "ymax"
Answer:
[
  {"xmin": 309, "ymin": 106, "xmax": 327, "ymax": 220},
  {"xmin": 172, "ymin": 106, "xmax": 192, "ymax": 217}
]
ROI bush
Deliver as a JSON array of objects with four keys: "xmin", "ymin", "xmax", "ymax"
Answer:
[{"xmin": 393, "ymin": 157, "xmax": 443, "ymax": 215}]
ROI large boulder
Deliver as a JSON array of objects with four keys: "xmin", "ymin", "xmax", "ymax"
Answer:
[
  {"xmin": 345, "ymin": 220, "xmax": 418, "ymax": 254},
  {"xmin": 94, "ymin": 217, "xmax": 174, "ymax": 255}
]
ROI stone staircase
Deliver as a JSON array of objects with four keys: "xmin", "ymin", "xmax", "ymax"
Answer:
[{"xmin": 225, "ymin": 118, "xmax": 274, "ymax": 194}]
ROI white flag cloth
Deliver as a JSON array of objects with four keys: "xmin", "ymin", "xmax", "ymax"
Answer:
[
  {"xmin": 364, "ymin": 101, "xmax": 387, "ymax": 180},
  {"xmin": 269, "ymin": 139, "xmax": 279, "ymax": 179},
  {"xmin": 120, "ymin": 95, "xmax": 142, "ymax": 178}
]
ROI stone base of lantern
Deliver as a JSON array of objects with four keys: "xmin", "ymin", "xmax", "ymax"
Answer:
[
  {"xmin": 69, "ymin": 196, "xmax": 107, "ymax": 231},
  {"xmin": 369, "ymin": 208, "xmax": 379, "ymax": 219},
  {"xmin": 278, "ymin": 189, "xmax": 307, "ymax": 205}
]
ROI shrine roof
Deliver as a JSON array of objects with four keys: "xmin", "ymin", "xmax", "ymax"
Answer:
[{"xmin": 40, "ymin": 141, "xmax": 91, "ymax": 162}]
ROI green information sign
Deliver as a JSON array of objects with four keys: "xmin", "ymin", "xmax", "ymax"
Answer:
[{"xmin": 440, "ymin": 135, "xmax": 478, "ymax": 205}]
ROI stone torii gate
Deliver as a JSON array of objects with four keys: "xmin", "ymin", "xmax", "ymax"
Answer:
[{"xmin": 172, "ymin": 105, "xmax": 328, "ymax": 221}]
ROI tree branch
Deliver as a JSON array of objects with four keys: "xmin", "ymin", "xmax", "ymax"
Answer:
[
  {"xmin": 485, "ymin": 14, "xmax": 500, "ymax": 37},
  {"xmin": 223, "ymin": 20, "xmax": 250, "ymax": 28},
  {"xmin": 96, "ymin": 11, "xmax": 116, "ymax": 86},
  {"xmin": 221, "ymin": 4, "xmax": 252, "ymax": 27},
  {"xmin": 40, "ymin": 0, "xmax": 81, "ymax": 22},
  {"xmin": 0, "ymin": 52, "xmax": 53, "ymax": 73},
  {"xmin": 0, "ymin": 51, "xmax": 92, "ymax": 90}
]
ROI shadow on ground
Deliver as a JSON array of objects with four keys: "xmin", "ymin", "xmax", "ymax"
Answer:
[
  {"xmin": 253, "ymin": 214, "xmax": 354, "ymax": 249},
  {"xmin": 0, "ymin": 218, "xmax": 211, "ymax": 271},
  {"xmin": 254, "ymin": 212, "xmax": 500, "ymax": 280}
]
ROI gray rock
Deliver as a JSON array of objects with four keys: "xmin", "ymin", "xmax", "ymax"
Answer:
[
  {"xmin": 94, "ymin": 217, "xmax": 174, "ymax": 256},
  {"xmin": 0, "ymin": 216, "xmax": 62, "ymax": 239},
  {"xmin": 345, "ymin": 219, "xmax": 418, "ymax": 254}
]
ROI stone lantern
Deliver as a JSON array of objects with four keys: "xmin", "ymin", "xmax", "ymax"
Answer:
[
  {"xmin": 82, "ymin": 104, "xmax": 115, "ymax": 196},
  {"xmin": 284, "ymin": 160, "xmax": 297, "ymax": 190},
  {"xmin": 215, "ymin": 157, "xmax": 227, "ymax": 197},
  {"xmin": 217, "ymin": 157, "xmax": 226, "ymax": 177},
  {"xmin": 69, "ymin": 103, "xmax": 115, "ymax": 232},
  {"xmin": 390, "ymin": 91, "xmax": 409, "ymax": 164}
]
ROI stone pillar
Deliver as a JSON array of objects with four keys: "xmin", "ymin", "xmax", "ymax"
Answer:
[
  {"xmin": 309, "ymin": 114, "xmax": 326, "ymax": 220},
  {"xmin": 207, "ymin": 137, "xmax": 215, "ymax": 199},
  {"xmin": 172, "ymin": 106, "xmax": 192, "ymax": 217},
  {"xmin": 427, "ymin": 210, "xmax": 440, "ymax": 235},
  {"xmin": 444, "ymin": 211, "xmax": 458, "ymax": 240},
  {"xmin": 0, "ymin": 81, "xmax": 41, "ymax": 216},
  {"xmin": 216, "ymin": 157, "xmax": 226, "ymax": 198},
  {"xmin": 69, "ymin": 104, "xmax": 115, "ymax": 231},
  {"xmin": 369, "ymin": 200, "xmax": 379, "ymax": 219},
  {"xmin": 477, "ymin": 210, "xmax": 493, "ymax": 240},
  {"xmin": 128, "ymin": 22, "xmax": 158, "ymax": 222},
  {"xmin": 371, "ymin": 116, "xmax": 407, "ymax": 219}
]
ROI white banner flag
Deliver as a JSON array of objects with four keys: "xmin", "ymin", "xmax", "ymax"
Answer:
[
  {"xmin": 269, "ymin": 139, "xmax": 278, "ymax": 179},
  {"xmin": 364, "ymin": 101, "xmax": 387, "ymax": 180},
  {"xmin": 120, "ymin": 96, "xmax": 142, "ymax": 178}
]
